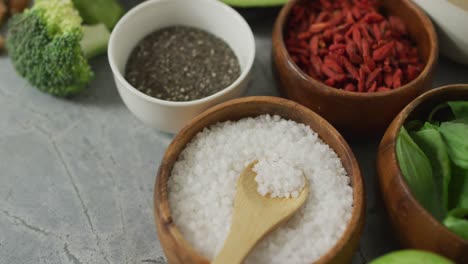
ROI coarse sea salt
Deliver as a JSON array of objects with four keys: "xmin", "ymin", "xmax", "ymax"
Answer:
[
  {"xmin": 253, "ymin": 157, "xmax": 305, "ymax": 198},
  {"xmin": 168, "ymin": 115, "xmax": 353, "ymax": 264}
]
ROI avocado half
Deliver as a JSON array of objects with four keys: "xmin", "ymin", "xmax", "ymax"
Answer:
[{"xmin": 221, "ymin": 0, "xmax": 287, "ymax": 7}]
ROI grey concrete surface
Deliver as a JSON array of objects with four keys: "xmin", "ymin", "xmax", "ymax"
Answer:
[{"xmin": 1, "ymin": 4, "xmax": 468, "ymax": 264}]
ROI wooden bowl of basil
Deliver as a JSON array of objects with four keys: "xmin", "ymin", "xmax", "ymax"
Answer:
[{"xmin": 377, "ymin": 84, "xmax": 468, "ymax": 263}]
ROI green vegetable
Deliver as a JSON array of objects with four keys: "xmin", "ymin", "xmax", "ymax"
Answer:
[
  {"xmin": 397, "ymin": 127, "xmax": 441, "ymax": 219},
  {"xmin": 221, "ymin": 0, "xmax": 287, "ymax": 7},
  {"xmin": 370, "ymin": 250, "xmax": 454, "ymax": 264},
  {"xmin": 439, "ymin": 121, "xmax": 468, "ymax": 169},
  {"xmin": 448, "ymin": 164, "xmax": 468, "ymax": 210},
  {"xmin": 6, "ymin": 0, "xmax": 111, "ymax": 97},
  {"xmin": 443, "ymin": 208, "xmax": 468, "ymax": 240},
  {"xmin": 72, "ymin": 0, "xmax": 124, "ymax": 29},
  {"xmin": 397, "ymin": 100, "xmax": 468, "ymax": 240},
  {"xmin": 429, "ymin": 101, "xmax": 468, "ymax": 123},
  {"xmin": 448, "ymin": 101, "xmax": 468, "ymax": 119},
  {"xmin": 411, "ymin": 127, "xmax": 450, "ymax": 213}
]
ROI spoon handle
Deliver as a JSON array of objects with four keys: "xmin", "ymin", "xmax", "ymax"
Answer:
[
  {"xmin": 212, "ymin": 162, "xmax": 308, "ymax": 264},
  {"xmin": 212, "ymin": 209, "xmax": 266, "ymax": 264}
]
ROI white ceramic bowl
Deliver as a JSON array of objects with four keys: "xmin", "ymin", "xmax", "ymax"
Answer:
[
  {"xmin": 108, "ymin": 0, "xmax": 255, "ymax": 133},
  {"xmin": 413, "ymin": 0, "xmax": 468, "ymax": 65}
]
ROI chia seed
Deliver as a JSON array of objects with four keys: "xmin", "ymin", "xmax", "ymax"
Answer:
[{"xmin": 125, "ymin": 26, "xmax": 241, "ymax": 102}]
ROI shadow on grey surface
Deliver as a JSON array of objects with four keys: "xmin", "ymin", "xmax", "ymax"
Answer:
[
  {"xmin": 74, "ymin": 56, "xmax": 123, "ymax": 107},
  {"xmin": 349, "ymin": 138, "xmax": 401, "ymax": 262}
]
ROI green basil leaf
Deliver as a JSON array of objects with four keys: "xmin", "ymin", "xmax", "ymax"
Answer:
[
  {"xmin": 397, "ymin": 127, "xmax": 441, "ymax": 219},
  {"xmin": 406, "ymin": 120, "xmax": 424, "ymax": 131},
  {"xmin": 453, "ymin": 118, "xmax": 468, "ymax": 125},
  {"xmin": 439, "ymin": 121, "xmax": 468, "ymax": 169},
  {"xmin": 448, "ymin": 101, "xmax": 468, "ymax": 119},
  {"xmin": 422, "ymin": 121, "xmax": 440, "ymax": 130},
  {"xmin": 443, "ymin": 208, "xmax": 468, "ymax": 240},
  {"xmin": 448, "ymin": 163, "xmax": 468, "ymax": 210},
  {"xmin": 411, "ymin": 128, "xmax": 450, "ymax": 214},
  {"xmin": 429, "ymin": 102, "xmax": 452, "ymax": 123}
]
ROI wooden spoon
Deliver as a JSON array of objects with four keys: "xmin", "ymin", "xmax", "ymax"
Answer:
[{"xmin": 212, "ymin": 161, "xmax": 309, "ymax": 264}]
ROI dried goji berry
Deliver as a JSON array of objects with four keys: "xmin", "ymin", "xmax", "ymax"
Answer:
[
  {"xmin": 346, "ymin": 40, "xmax": 362, "ymax": 64},
  {"xmin": 324, "ymin": 57, "xmax": 344, "ymax": 73},
  {"xmin": 345, "ymin": 10, "xmax": 354, "ymax": 24},
  {"xmin": 361, "ymin": 38, "xmax": 370, "ymax": 58},
  {"xmin": 299, "ymin": 55, "xmax": 309, "ymax": 66},
  {"xmin": 352, "ymin": 27, "xmax": 362, "ymax": 50},
  {"xmin": 307, "ymin": 66, "xmax": 319, "ymax": 79},
  {"xmin": 329, "ymin": 43, "xmax": 346, "ymax": 53},
  {"xmin": 351, "ymin": 6, "xmax": 362, "ymax": 20},
  {"xmin": 333, "ymin": 34, "xmax": 345, "ymax": 43},
  {"xmin": 364, "ymin": 56, "xmax": 376, "ymax": 71},
  {"xmin": 342, "ymin": 57, "xmax": 359, "ymax": 79},
  {"xmin": 384, "ymin": 72, "xmax": 393, "ymax": 87},
  {"xmin": 323, "ymin": 29, "xmax": 334, "ymax": 40},
  {"xmin": 344, "ymin": 83, "xmax": 357, "ymax": 92},
  {"xmin": 363, "ymin": 12, "xmax": 384, "ymax": 23},
  {"xmin": 309, "ymin": 22, "xmax": 330, "ymax": 34},
  {"xmin": 309, "ymin": 13, "xmax": 317, "ymax": 24},
  {"xmin": 372, "ymin": 24, "xmax": 381, "ymax": 41},
  {"xmin": 361, "ymin": 64, "xmax": 371, "ymax": 74},
  {"xmin": 285, "ymin": 0, "xmax": 423, "ymax": 92},
  {"xmin": 377, "ymin": 87, "xmax": 391, "ymax": 92},
  {"xmin": 289, "ymin": 47, "xmax": 310, "ymax": 57},
  {"xmin": 298, "ymin": 31, "xmax": 313, "ymax": 40},
  {"xmin": 292, "ymin": 55, "xmax": 300, "ymax": 65},
  {"xmin": 407, "ymin": 65, "xmax": 420, "ymax": 81},
  {"xmin": 358, "ymin": 67, "xmax": 366, "ymax": 92},
  {"xmin": 299, "ymin": 40, "xmax": 309, "ymax": 49},
  {"xmin": 360, "ymin": 24, "xmax": 374, "ymax": 44},
  {"xmin": 325, "ymin": 78, "xmax": 336, "ymax": 87},
  {"xmin": 322, "ymin": 65, "xmax": 347, "ymax": 81},
  {"xmin": 389, "ymin": 16, "xmax": 407, "ymax": 36},
  {"xmin": 309, "ymin": 36, "xmax": 319, "ymax": 55},
  {"xmin": 310, "ymin": 55, "xmax": 323, "ymax": 77},
  {"xmin": 373, "ymin": 41, "xmax": 394, "ymax": 61},
  {"xmin": 368, "ymin": 82, "xmax": 377, "ymax": 92},
  {"xmin": 316, "ymin": 11, "xmax": 331, "ymax": 23},
  {"xmin": 393, "ymin": 68, "xmax": 402, "ymax": 88},
  {"xmin": 366, "ymin": 68, "xmax": 382, "ymax": 89}
]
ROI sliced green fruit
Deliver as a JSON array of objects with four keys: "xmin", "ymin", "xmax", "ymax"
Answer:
[
  {"xmin": 220, "ymin": 0, "xmax": 287, "ymax": 7},
  {"xmin": 370, "ymin": 250, "xmax": 454, "ymax": 264}
]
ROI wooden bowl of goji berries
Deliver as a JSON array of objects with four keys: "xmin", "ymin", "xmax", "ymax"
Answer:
[{"xmin": 272, "ymin": 0, "xmax": 438, "ymax": 136}]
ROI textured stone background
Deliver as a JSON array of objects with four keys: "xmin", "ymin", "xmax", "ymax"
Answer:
[{"xmin": 1, "ymin": 3, "xmax": 468, "ymax": 264}]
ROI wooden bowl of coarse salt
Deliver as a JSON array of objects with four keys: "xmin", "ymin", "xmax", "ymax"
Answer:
[{"xmin": 154, "ymin": 96, "xmax": 365, "ymax": 264}]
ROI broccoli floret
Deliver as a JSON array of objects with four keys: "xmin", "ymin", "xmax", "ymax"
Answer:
[
  {"xmin": 73, "ymin": 0, "xmax": 124, "ymax": 29},
  {"xmin": 6, "ymin": 0, "xmax": 110, "ymax": 97}
]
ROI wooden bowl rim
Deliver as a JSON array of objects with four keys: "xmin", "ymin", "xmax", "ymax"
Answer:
[
  {"xmin": 272, "ymin": 0, "xmax": 438, "ymax": 98},
  {"xmin": 384, "ymin": 84, "xmax": 468, "ymax": 245},
  {"xmin": 154, "ymin": 96, "xmax": 365, "ymax": 263}
]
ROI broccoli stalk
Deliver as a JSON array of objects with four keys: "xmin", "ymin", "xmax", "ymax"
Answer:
[
  {"xmin": 73, "ymin": 0, "xmax": 124, "ymax": 29},
  {"xmin": 7, "ymin": 0, "xmax": 111, "ymax": 97},
  {"xmin": 81, "ymin": 24, "xmax": 111, "ymax": 59}
]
